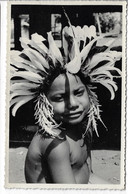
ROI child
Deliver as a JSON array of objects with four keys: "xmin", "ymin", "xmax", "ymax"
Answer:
[
  {"xmin": 25, "ymin": 72, "xmax": 91, "ymax": 183},
  {"xmin": 10, "ymin": 24, "xmax": 121, "ymax": 184}
]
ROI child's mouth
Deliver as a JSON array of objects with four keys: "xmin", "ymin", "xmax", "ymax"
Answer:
[{"xmin": 65, "ymin": 111, "xmax": 83, "ymax": 119}]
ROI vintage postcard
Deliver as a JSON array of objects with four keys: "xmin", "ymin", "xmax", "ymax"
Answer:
[{"xmin": 5, "ymin": 0, "xmax": 126, "ymax": 190}]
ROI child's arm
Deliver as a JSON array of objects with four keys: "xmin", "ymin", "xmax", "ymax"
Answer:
[
  {"xmin": 25, "ymin": 144, "xmax": 44, "ymax": 183},
  {"xmin": 45, "ymin": 137, "xmax": 76, "ymax": 183}
]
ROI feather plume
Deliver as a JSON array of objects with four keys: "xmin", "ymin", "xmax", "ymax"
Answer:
[
  {"xmin": 12, "ymin": 71, "xmax": 43, "ymax": 83},
  {"xmin": 10, "ymin": 90, "xmax": 36, "ymax": 101},
  {"xmin": 10, "ymin": 82, "xmax": 40, "ymax": 92},
  {"xmin": 80, "ymin": 36, "xmax": 102, "ymax": 62},
  {"xmin": 12, "ymin": 95, "xmax": 35, "ymax": 116},
  {"xmin": 10, "ymin": 95, "xmax": 34, "ymax": 107},
  {"xmin": 10, "ymin": 61, "xmax": 38, "ymax": 74},
  {"xmin": 83, "ymin": 87, "xmax": 107, "ymax": 138},
  {"xmin": 21, "ymin": 50, "xmax": 45, "ymax": 72},
  {"xmin": 63, "ymin": 26, "xmax": 99, "ymax": 74},
  {"xmin": 47, "ymin": 32, "xmax": 63, "ymax": 65},
  {"xmin": 65, "ymin": 54, "xmax": 81, "ymax": 74},
  {"xmin": 34, "ymin": 94, "xmax": 61, "ymax": 138},
  {"xmin": 10, "ymin": 23, "xmax": 122, "ymax": 139}
]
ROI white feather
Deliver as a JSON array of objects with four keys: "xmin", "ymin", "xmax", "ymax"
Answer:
[{"xmin": 12, "ymin": 95, "xmax": 35, "ymax": 116}]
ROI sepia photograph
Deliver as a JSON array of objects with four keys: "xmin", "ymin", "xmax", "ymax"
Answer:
[{"xmin": 5, "ymin": 0, "xmax": 126, "ymax": 189}]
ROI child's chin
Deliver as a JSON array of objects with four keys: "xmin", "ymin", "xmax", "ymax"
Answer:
[{"xmin": 64, "ymin": 117, "xmax": 84, "ymax": 125}]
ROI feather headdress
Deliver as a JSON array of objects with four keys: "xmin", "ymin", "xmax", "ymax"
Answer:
[{"xmin": 10, "ymin": 24, "xmax": 122, "ymax": 138}]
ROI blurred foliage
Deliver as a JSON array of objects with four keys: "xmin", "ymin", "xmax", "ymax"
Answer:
[{"xmin": 95, "ymin": 12, "xmax": 122, "ymax": 33}]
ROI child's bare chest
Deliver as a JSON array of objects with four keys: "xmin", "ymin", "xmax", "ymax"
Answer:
[
  {"xmin": 66, "ymin": 136, "xmax": 88, "ymax": 167},
  {"xmin": 66, "ymin": 136, "xmax": 89, "ymax": 183}
]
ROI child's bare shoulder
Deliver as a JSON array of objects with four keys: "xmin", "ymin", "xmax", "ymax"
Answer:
[
  {"xmin": 28, "ymin": 129, "xmax": 69, "ymax": 158},
  {"xmin": 41, "ymin": 129, "xmax": 70, "ymax": 159},
  {"xmin": 44, "ymin": 131, "xmax": 70, "ymax": 159}
]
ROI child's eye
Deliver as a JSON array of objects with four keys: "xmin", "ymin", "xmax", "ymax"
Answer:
[
  {"xmin": 75, "ymin": 89, "xmax": 85, "ymax": 96},
  {"xmin": 52, "ymin": 95, "xmax": 64, "ymax": 102}
]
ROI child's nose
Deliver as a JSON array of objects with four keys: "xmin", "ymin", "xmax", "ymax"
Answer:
[{"xmin": 67, "ymin": 95, "xmax": 78, "ymax": 110}]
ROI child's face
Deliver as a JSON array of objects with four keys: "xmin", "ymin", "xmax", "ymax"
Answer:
[{"xmin": 46, "ymin": 72, "xmax": 90, "ymax": 125}]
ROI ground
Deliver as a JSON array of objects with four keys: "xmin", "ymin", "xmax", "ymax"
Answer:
[{"xmin": 9, "ymin": 147, "xmax": 120, "ymax": 184}]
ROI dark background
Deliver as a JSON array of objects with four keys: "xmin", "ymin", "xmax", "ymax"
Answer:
[{"xmin": 10, "ymin": 5, "xmax": 122, "ymax": 150}]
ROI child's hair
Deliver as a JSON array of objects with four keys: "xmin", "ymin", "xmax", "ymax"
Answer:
[{"xmin": 10, "ymin": 23, "xmax": 122, "ymax": 139}]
